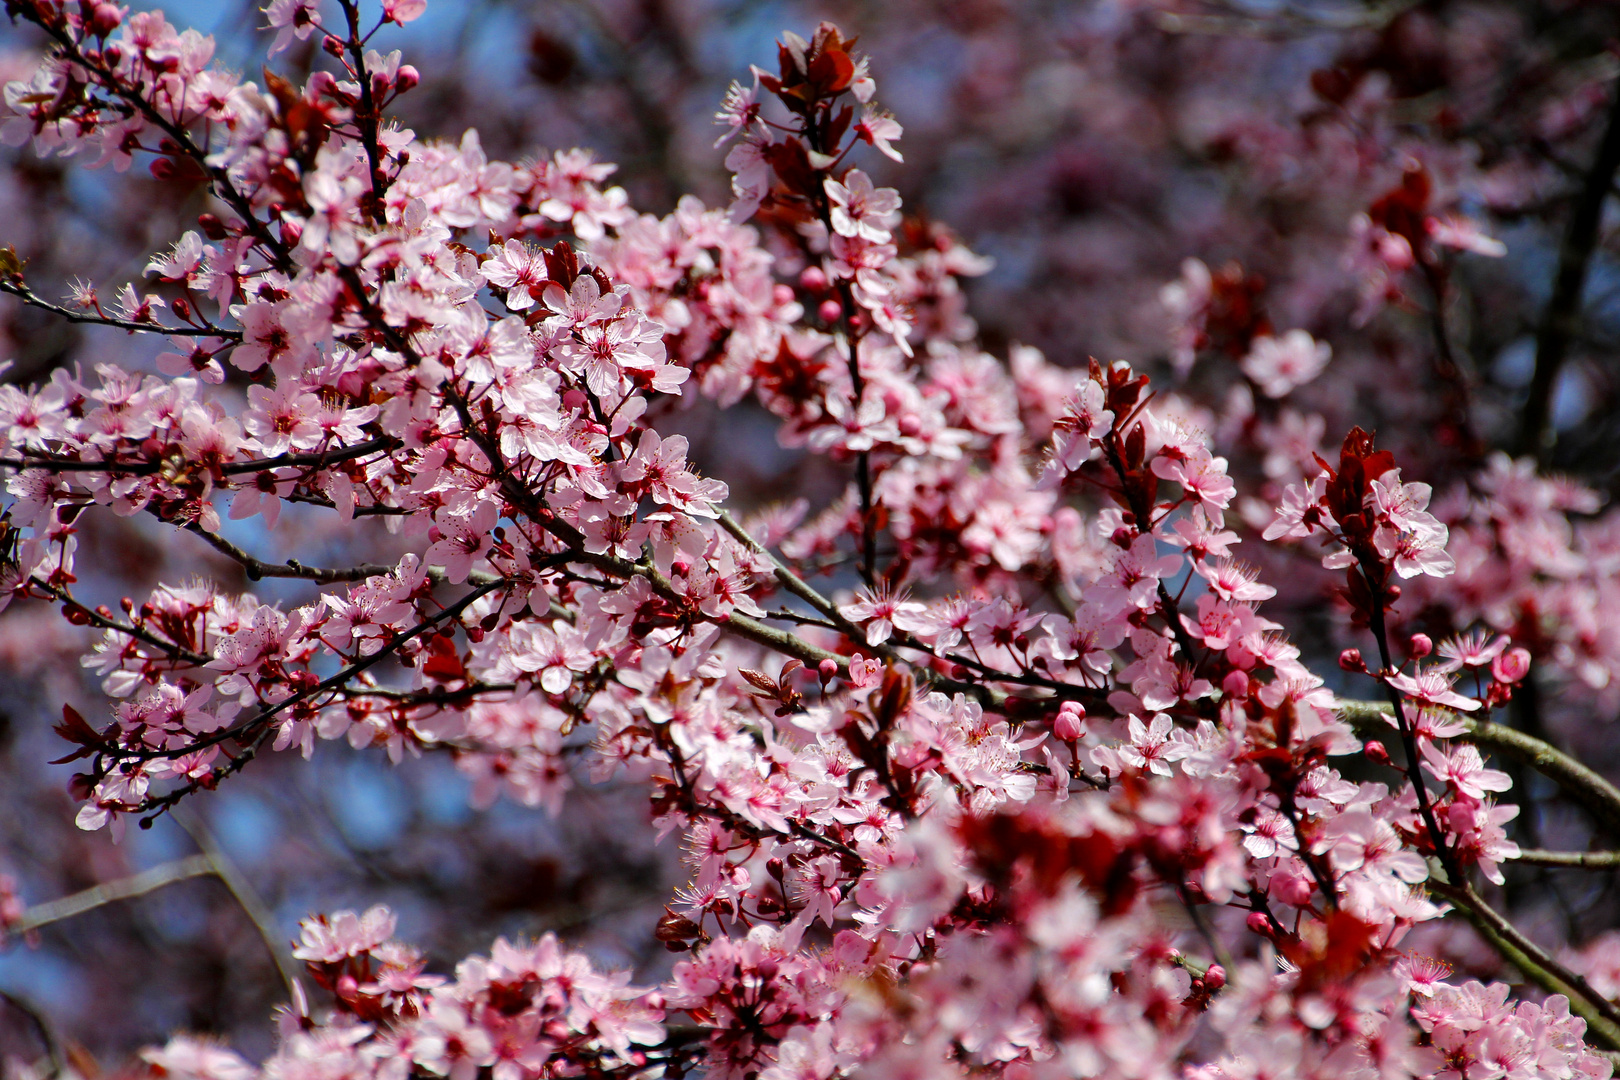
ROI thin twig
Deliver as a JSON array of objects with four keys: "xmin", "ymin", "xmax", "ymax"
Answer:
[
  {"xmin": 9, "ymin": 854, "xmax": 215, "ymax": 935},
  {"xmin": 186, "ymin": 525, "xmax": 400, "ymax": 583},
  {"xmin": 0, "ymin": 278, "xmax": 239, "ymax": 338},
  {"xmin": 1515, "ymin": 849, "xmax": 1620, "ymax": 869},
  {"xmin": 175, "ymin": 809, "xmax": 302, "ymax": 999},
  {"xmin": 0, "ymin": 990, "xmax": 65, "ymax": 1079}
]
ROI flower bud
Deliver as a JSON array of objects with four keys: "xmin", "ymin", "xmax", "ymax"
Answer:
[
  {"xmin": 1492, "ymin": 646, "xmax": 1531, "ymax": 685},
  {"xmin": 818, "ymin": 298, "xmax": 843, "ymax": 323},
  {"xmin": 1054, "ymin": 702, "xmax": 1086, "ymax": 742},
  {"xmin": 90, "ymin": 2, "xmax": 124, "ymax": 36},
  {"xmin": 396, "ymin": 65, "xmax": 420, "ymax": 92},
  {"xmin": 1409, "ymin": 633, "xmax": 1433, "ymax": 659},
  {"xmin": 1202, "ymin": 964, "xmax": 1226, "ymax": 990},
  {"xmin": 1245, "ymin": 911, "xmax": 1276, "ymax": 938},
  {"xmin": 1338, "ymin": 648, "xmax": 1364, "ymax": 673},
  {"xmin": 818, "ymin": 658, "xmax": 838, "ymax": 685},
  {"xmin": 1364, "ymin": 740, "xmax": 1392, "ymax": 767},
  {"xmin": 800, "ymin": 266, "xmax": 829, "ymax": 291}
]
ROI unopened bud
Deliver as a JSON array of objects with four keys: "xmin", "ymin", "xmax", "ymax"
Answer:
[
  {"xmin": 800, "ymin": 265, "xmax": 828, "ymax": 291},
  {"xmin": 1245, "ymin": 911, "xmax": 1276, "ymax": 939},
  {"xmin": 1338, "ymin": 648, "xmax": 1364, "ymax": 673},
  {"xmin": 818, "ymin": 298, "xmax": 843, "ymax": 323},
  {"xmin": 1364, "ymin": 741, "xmax": 1392, "ymax": 767},
  {"xmin": 818, "ymin": 658, "xmax": 838, "ymax": 685},
  {"xmin": 1202, "ymin": 964, "xmax": 1226, "ymax": 990},
  {"xmin": 1054, "ymin": 702, "xmax": 1086, "ymax": 742},
  {"xmin": 90, "ymin": 2, "xmax": 124, "ymax": 36},
  {"xmin": 396, "ymin": 65, "xmax": 420, "ymax": 92},
  {"xmin": 1409, "ymin": 633, "xmax": 1433, "ymax": 659},
  {"xmin": 1221, "ymin": 669, "xmax": 1250, "ymax": 699}
]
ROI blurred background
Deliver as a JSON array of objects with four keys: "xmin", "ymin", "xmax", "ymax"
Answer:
[{"xmin": 6, "ymin": 0, "xmax": 1620, "ymax": 1068}]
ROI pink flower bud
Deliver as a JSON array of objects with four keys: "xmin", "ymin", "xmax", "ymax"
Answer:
[
  {"xmin": 1409, "ymin": 633, "xmax": 1433, "ymax": 659},
  {"xmin": 818, "ymin": 658, "xmax": 838, "ymax": 685},
  {"xmin": 800, "ymin": 266, "xmax": 829, "ymax": 291},
  {"xmin": 90, "ymin": 2, "xmax": 124, "ymax": 36},
  {"xmin": 1364, "ymin": 741, "xmax": 1392, "ymax": 767},
  {"xmin": 1222, "ymin": 669, "xmax": 1250, "ymax": 699},
  {"xmin": 1492, "ymin": 646, "xmax": 1531, "ymax": 685},
  {"xmin": 1246, "ymin": 911, "xmax": 1276, "ymax": 938},
  {"xmin": 1338, "ymin": 648, "xmax": 1364, "ymax": 673},
  {"xmin": 396, "ymin": 65, "xmax": 420, "ymax": 92},
  {"xmin": 818, "ymin": 298, "xmax": 843, "ymax": 323},
  {"xmin": 1054, "ymin": 702, "xmax": 1086, "ymax": 742},
  {"xmin": 1202, "ymin": 964, "xmax": 1226, "ymax": 990}
]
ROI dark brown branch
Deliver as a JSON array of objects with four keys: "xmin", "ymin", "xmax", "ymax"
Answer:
[
  {"xmin": 1518, "ymin": 75, "xmax": 1620, "ymax": 461},
  {"xmin": 186, "ymin": 525, "xmax": 399, "ymax": 583},
  {"xmin": 0, "ymin": 436, "xmax": 398, "ymax": 478},
  {"xmin": 27, "ymin": 576, "xmax": 212, "ymax": 666},
  {"xmin": 0, "ymin": 279, "xmax": 240, "ymax": 338},
  {"xmin": 107, "ymin": 576, "xmax": 510, "ymax": 766}
]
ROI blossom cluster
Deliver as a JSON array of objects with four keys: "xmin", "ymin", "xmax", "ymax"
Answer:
[{"xmin": 0, "ymin": 4, "xmax": 1614, "ymax": 1080}]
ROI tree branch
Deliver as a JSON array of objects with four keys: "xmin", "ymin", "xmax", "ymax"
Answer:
[
  {"xmin": 1432, "ymin": 880, "xmax": 1620, "ymax": 1050},
  {"xmin": 1518, "ymin": 75, "xmax": 1620, "ymax": 462},
  {"xmin": 1339, "ymin": 698, "xmax": 1620, "ymax": 839},
  {"xmin": 0, "ymin": 278, "xmax": 240, "ymax": 338},
  {"xmin": 175, "ymin": 809, "xmax": 302, "ymax": 999},
  {"xmin": 1515, "ymin": 849, "xmax": 1620, "ymax": 869},
  {"xmin": 9, "ymin": 854, "xmax": 215, "ymax": 935}
]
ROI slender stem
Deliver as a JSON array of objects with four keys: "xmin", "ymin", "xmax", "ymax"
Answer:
[
  {"xmin": 27, "ymin": 576, "xmax": 211, "ymax": 666},
  {"xmin": 1515, "ymin": 849, "xmax": 1620, "ymax": 868},
  {"xmin": 0, "ymin": 990, "xmax": 64, "ymax": 1079},
  {"xmin": 1363, "ymin": 572, "xmax": 1462, "ymax": 885},
  {"xmin": 175, "ymin": 809, "xmax": 302, "ymax": 999},
  {"xmin": 338, "ymin": 0, "xmax": 391, "ymax": 215},
  {"xmin": 9, "ymin": 854, "xmax": 215, "ymax": 935},
  {"xmin": 0, "ymin": 435, "xmax": 398, "ymax": 478},
  {"xmin": 186, "ymin": 525, "xmax": 399, "ymax": 583},
  {"xmin": 0, "ymin": 279, "xmax": 239, "ymax": 338},
  {"xmin": 103, "ymin": 577, "xmax": 509, "ymax": 766}
]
